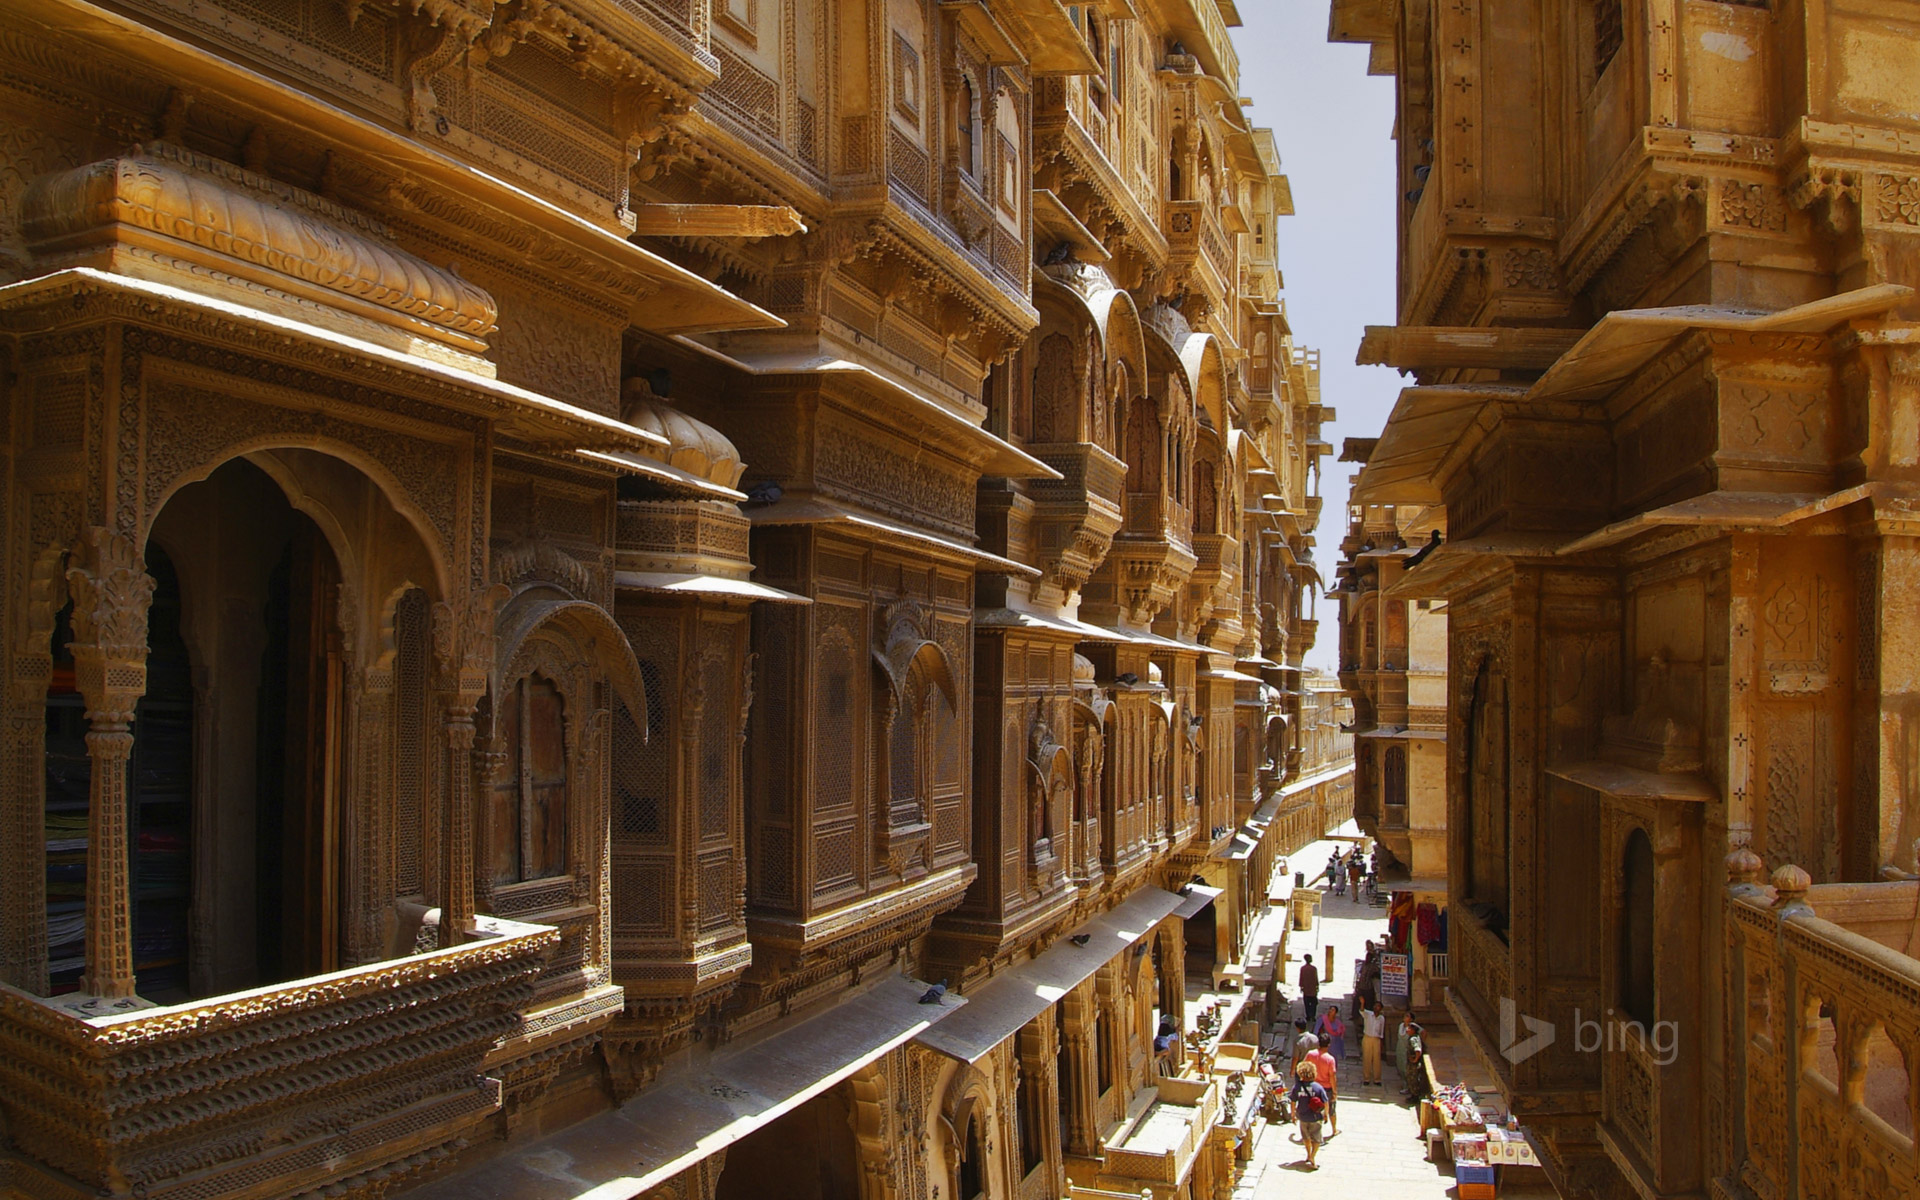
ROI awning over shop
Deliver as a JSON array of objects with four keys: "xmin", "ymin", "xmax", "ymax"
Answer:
[
  {"xmin": 0, "ymin": 270, "xmax": 682, "ymax": 460},
  {"xmin": 413, "ymin": 976, "xmax": 965, "ymax": 1200},
  {"xmin": 1248, "ymin": 791, "xmax": 1284, "ymax": 828},
  {"xmin": 1554, "ymin": 487, "xmax": 1866, "ymax": 557},
  {"xmin": 912, "ymin": 886, "xmax": 1184, "ymax": 1065},
  {"xmin": 614, "ymin": 571, "xmax": 811, "ymax": 604},
  {"xmin": 1525, "ymin": 285, "xmax": 1910, "ymax": 406},
  {"xmin": 1380, "ymin": 532, "xmax": 1572, "ymax": 601},
  {"xmin": 1169, "ymin": 884, "xmax": 1226, "ymax": 922}
]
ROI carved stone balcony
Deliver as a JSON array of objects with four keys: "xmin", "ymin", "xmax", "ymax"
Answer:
[
  {"xmin": 0, "ymin": 917, "xmax": 557, "ymax": 1200},
  {"xmin": 1162, "ymin": 200, "xmax": 1232, "ymax": 312},
  {"xmin": 1186, "ymin": 531, "xmax": 1238, "ymax": 630},
  {"xmin": 1082, "ymin": 490, "xmax": 1197, "ymax": 628},
  {"xmin": 1721, "ymin": 868, "xmax": 1920, "ymax": 1200},
  {"xmin": 1093, "ymin": 1076, "xmax": 1222, "ymax": 1195},
  {"xmin": 1027, "ymin": 441, "xmax": 1127, "ymax": 605}
]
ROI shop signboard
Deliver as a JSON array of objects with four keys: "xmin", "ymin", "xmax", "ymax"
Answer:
[{"xmin": 1380, "ymin": 952, "xmax": 1410, "ymax": 1000}]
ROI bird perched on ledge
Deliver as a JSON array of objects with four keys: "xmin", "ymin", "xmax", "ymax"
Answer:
[
  {"xmin": 918, "ymin": 980, "xmax": 948, "ymax": 1005},
  {"xmin": 1069, "ymin": 933, "xmax": 1091, "ymax": 947}
]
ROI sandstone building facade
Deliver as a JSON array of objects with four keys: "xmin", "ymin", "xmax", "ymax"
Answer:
[
  {"xmin": 0, "ymin": 2, "xmax": 1338, "ymax": 1199},
  {"xmin": 1331, "ymin": 485, "xmax": 1449, "ymax": 1008},
  {"xmin": 1331, "ymin": 2, "xmax": 1920, "ymax": 1199},
  {"xmin": 1332, "ymin": 486, "xmax": 1447, "ymax": 886}
]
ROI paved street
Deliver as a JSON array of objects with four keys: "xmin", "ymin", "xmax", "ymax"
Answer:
[{"xmin": 1229, "ymin": 824, "xmax": 1560, "ymax": 1199}]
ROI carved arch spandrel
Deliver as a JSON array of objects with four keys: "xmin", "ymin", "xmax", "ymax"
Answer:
[
  {"xmin": 141, "ymin": 425, "xmax": 459, "ymax": 603},
  {"xmin": 492, "ymin": 592, "xmax": 648, "ymax": 732},
  {"xmin": 133, "ymin": 357, "xmax": 472, "ymax": 597}
]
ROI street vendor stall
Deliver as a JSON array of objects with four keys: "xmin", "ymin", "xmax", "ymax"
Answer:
[{"xmin": 1413, "ymin": 1075, "xmax": 1547, "ymax": 1198}]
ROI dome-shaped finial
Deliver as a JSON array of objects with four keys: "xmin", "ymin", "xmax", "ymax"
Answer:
[
  {"xmin": 623, "ymin": 377, "xmax": 745, "ymax": 489},
  {"xmin": 1726, "ymin": 844, "xmax": 1764, "ymax": 887},
  {"xmin": 1770, "ymin": 863, "xmax": 1813, "ymax": 916}
]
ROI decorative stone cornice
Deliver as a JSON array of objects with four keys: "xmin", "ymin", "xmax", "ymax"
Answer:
[{"xmin": 21, "ymin": 143, "xmax": 499, "ymax": 359}]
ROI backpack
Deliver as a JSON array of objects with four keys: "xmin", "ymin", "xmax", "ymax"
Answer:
[{"xmin": 1295, "ymin": 1084, "xmax": 1326, "ymax": 1119}]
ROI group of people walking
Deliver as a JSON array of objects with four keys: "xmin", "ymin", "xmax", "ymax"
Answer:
[
  {"xmin": 1317, "ymin": 843, "xmax": 1377, "ymax": 899},
  {"xmin": 1273, "ymin": 922, "xmax": 1436, "ymax": 1171},
  {"xmin": 1279, "ymin": 957, "xmax": 1397, "ymax": 1170},
  {"xmin": 1281, "ymin": 995, "xmax": 1423, "ymax": 1169}
]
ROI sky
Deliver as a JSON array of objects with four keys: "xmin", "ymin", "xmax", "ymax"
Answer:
[{"xmin": 1233, "ymin": 2, "xmax": 1404, "ymax": 671}]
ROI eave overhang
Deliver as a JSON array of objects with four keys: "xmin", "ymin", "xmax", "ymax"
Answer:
[
  {"xmin": 1, "ymin": 269, "xmax": 668, "ymax": 454},
  {"xmin": 17, "ymin": 0, "xmax": 784, "ymax": 337},
  {"xmin": 1348, "ymin": 385, "xmax": 1522, "ymax": 506},
  {"xmin": 672, "ymin": 340, "xmax": 1061, "ymax": 481},
  {"xmin": 1528, "ymin": 284, "xmax": 1914, "ymax": 405}
]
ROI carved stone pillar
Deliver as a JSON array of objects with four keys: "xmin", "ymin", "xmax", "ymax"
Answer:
[
  {"xmin": 439, "ymin": 700, "xmax": 479, "ymax": 942},
  {"xmin": 346, "ymin": 675, "xmax": 390, "ymax": 966},
  {"xmin": 469, "ymin": 731, "xmax": 507, "ymax": 917},
  {"xmin": 1058, "ymin": 986, "xmax": 1097, "ymax": 1158},
  {"xmin": 434, "ymin": 586, "xmax": 504, "ymax": 946},
  {"xmin": 1867, "ymin": 528, "xmax": 1920, "ymax": 876},
  {"xmin": 66, "ymin": 528, "xmax": 154, "ymax": 1001}
]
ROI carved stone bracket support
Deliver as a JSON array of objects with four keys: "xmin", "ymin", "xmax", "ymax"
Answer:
[{"xmin": 65, "ymin": 527, "xmax": 155, "ymax": 1001}]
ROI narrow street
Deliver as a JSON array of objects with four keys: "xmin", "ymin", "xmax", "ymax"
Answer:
[{"xmin": 1229, "ymin": 825, "xmax": 1559, "ymax": 1200}]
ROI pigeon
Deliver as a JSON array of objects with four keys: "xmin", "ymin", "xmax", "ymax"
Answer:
[
  {"xmin": 1042, "ymin": 241, "xmax": 1077, "ymax": 265},
  {"xmin": 918, "ymin": 980, "xmax": 948, "ymax": 1005},
  {"xmin": 745, "ymin": 481, "xmax": 784, "ymax": 506},
  {"xmin": 1116, "ymin": 672, "xmax": 1140, "ymax": 686},
  {"xmin": 1069, "ymin": 933, "xmax": 1091, "ymax": 947}
]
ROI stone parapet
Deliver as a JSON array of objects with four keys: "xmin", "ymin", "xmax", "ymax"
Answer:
[{"xmin": 0, "ymin": 916, "xmax": 557, "ymax": 1200}]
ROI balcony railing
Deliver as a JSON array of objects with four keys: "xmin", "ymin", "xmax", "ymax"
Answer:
[
  {"xmin": 0, "ymin": 917, "xmax": 556, "ymax": 1200},
  {"xmin": 1100, "ymin": 1076, "xmax": 1221, "ymax": 1186},
  {"xmin": 1724, "ymin": 865, "xmax": 1920, "ymax": 1200}
]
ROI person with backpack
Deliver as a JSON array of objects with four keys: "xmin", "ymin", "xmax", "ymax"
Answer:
[
  {"xmin": 1306, "ymin": 1036, "xmax": 1340, "ymax": 1137},
  {"xmin": 1290, "ymin": 1060, "xmax": 1330, "ymax": 1168}
]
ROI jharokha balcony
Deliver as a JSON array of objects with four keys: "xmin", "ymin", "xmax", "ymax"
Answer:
[
  {"xmin": 0, "ymin": 916, "xmax": 556, "ymax": 1200},
  {"xmin": 1718, "ymin": 856, "xmax": 1920, "ymax": 1200},
  {"xmin": 1027, "ymin": 440, "xmax": 1127, "ymax": 607}
]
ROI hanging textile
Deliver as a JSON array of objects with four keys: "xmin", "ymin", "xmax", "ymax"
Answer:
[{"xmin": 1416, "ymin": 902, "xmax": 1441, "ymax": 946}]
